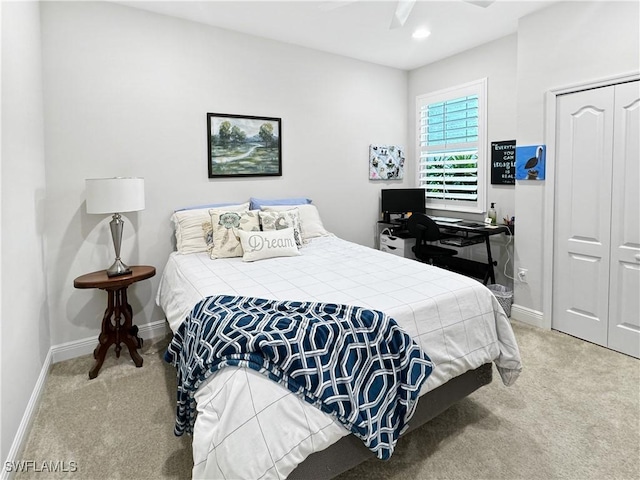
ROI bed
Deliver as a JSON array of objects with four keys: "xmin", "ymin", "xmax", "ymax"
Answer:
[{"xmin": 157, "ymin": 202, "xmax": 522, "ymax": 479}]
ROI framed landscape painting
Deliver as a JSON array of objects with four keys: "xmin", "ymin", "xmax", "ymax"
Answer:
[{"xmin": 207, "ymin": 113, "xmax": 282, "ymax": 178}]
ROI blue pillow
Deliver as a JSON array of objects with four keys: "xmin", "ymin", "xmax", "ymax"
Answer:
[
  {"xmin": 250, "ymin": 197, "xmax": 312, "ymax": 210},
  {"xmin": 174, "ymin": 201, "xmax": 246, "ymax": 212}
]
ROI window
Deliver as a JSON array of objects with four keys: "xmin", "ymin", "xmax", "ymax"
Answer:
[{"xmin": 417, "ymin": 78, "xmax": 487, "ymax": 213}]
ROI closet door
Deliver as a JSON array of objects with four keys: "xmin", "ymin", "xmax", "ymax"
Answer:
[
  {"xmin": 553, "ymin": 86, "xmax": 614, "ymax": 347},
  {"xmin": 608, "ymin": 81, "xmax": 640, "ymax": 358}
]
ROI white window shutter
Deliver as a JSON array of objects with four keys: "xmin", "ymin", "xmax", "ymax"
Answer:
[{"xmin": 416, "ymin": 79, "xmax": 487, "ymax": 213}]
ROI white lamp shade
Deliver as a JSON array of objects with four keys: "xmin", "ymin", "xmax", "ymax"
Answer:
[{"xmin": 86, "ymin": 177, "xmax": 145, "ymax": 214}]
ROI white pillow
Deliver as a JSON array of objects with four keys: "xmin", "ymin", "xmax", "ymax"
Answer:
[
  {"xmin": 172, "ymin": 202, "xmax": 249, "ymax": 254},
  {"xmin": 261, "ymin": 204, "xmax": 331, "ymax": 240},
  {"xmin": 208, "ymin": 210, "xmax": 261, "ymax": 259},
  {"xmin": 258, "ymin": 208, "xmax": 303, "ymax": 246},
  {"xmin": 237, "ymin": 228, "xmax": 301, "ymax": 262}
]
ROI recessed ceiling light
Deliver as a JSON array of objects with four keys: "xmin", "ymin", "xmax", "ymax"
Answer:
[{"xmin": 412, "ymin": 28, "xmax": 431, "ymax": 40}]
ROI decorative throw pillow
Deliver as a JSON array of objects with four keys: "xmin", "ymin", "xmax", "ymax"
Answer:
[
  {"xmin": 172, "ymin": 202, "xmax": 249, "ymax": 254},
  {"xmin": 207, "ymin": 210, "xmax": 260, "ymax": 259},
  {"xmin": 202, "ymin": 221, "xmax": 213, "ymax": 252},
  {"xmin": 237, "ymin": 228, "xmax": 301, "ymax": 262},
  {"xmin": 258, "ymin": 208, "xmax": 303, "ymax": 246},
  {"xmin": 261, "ymin": 204, "xmax": 331, "ymax": 241}
]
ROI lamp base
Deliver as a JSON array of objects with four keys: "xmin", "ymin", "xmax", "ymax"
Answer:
[{"xmin": 106, "ymin": 258, "xmax": 132, "ymax": 277}]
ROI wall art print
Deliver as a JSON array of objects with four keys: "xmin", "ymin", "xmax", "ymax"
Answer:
[
  {"xmin": 515, "ymin": 144, "xmax": 546, "ymax": 180},
  {"xmin": 207, "ymin": 113, "xmax": 282, "ymax": 178},
  {"xmin": 491, "ymin": 140, "xmax": 516, "ymax": 185},
  {"xmin": 369, "ymin": 144, "xmax": 404, "ymax": 180}
]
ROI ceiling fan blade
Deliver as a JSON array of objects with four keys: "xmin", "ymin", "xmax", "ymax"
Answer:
[
  {"xmin": 317, "ymin": 1, "xmax": 358, "ymax": 12},
  {"xmin": 463, "ymin": 0, "xmax": 496, "ymax": 8},
  {"xmin": 390, "ymin": 0, "xmax": 417, "ymax": 30}
]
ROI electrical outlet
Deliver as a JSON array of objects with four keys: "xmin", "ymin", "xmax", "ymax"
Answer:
[{"xmin": 517, "ymin": 268, "xmax": 528, "ymax": 283}]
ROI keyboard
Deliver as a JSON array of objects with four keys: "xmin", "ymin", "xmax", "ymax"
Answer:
[
  {"xmin": 430, "ymin": 216, "xmax": 462, "ymax": 223},
  {"xmin": 458, "ymin": 221, "xmax": 486, "ymax": 228}
]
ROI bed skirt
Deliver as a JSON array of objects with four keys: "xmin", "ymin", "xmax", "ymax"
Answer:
[{"xmin": 288, "ymin": 363, "xmax": 493, "ymax": 480}]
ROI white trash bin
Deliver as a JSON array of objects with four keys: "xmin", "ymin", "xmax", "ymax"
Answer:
[{"xmin": 487, "ymin": 284, "xmax": 513, "ymax": 317}]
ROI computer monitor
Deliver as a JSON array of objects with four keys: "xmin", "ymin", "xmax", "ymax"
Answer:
[{"xmin": 381, "ymin": 188, "xmax": 426, "ymax": 221}]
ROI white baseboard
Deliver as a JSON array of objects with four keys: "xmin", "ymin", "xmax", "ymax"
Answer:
[
  {"xmin": 511, "ymin": 303, "xmax": 546, "ymax": 329},
  {"xmin": 137, "ymin": 319, "xmax": 170, "ymax": 340},
  {"xmin": 1, "ymin": 319, "xmax": 170, "ymax": 479},
  {"xmin": 1, "ymin": 349, "xmax": 53, "ymax": 480},
  {"xmin": 51, "ymin": 319, "xmax": 169, "ymax": 363}
]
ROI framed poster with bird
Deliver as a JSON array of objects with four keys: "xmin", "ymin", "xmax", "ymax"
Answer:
[{"xmin": 516, "ymin": 145, "xmax": 546, "ymax": 180}]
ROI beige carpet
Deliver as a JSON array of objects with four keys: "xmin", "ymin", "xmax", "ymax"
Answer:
[{"xmin": 15, "ymin": 321, "xmax": 640, "ymax": 480}]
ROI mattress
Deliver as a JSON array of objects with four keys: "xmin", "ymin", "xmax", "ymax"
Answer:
[{"xmin": 157, "ymin": 236, "xmax": 522, "ymax": 479}]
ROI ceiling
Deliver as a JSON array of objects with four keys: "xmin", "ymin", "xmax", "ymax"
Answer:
[{"xmin": 116, "ymin": 0, "xmax": 555, "ymax": 70}]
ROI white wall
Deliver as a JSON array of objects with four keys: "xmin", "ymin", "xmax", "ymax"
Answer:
[
  {"xmin": 0, "ymin": 0, "xmax": 3, "ymax": 462},
  {"xmin": 0, "ymin": 0, "xmax": 50, "ymax": 463},
  {"xmin": 5, "ymin": 0, "xmax": 637, "ymax": 462},
  {"xmin": 408, "ymin": 2, "xmax": 640, "ymax": 313},
  {"xmin": 513, "ymin": 0, "xmax": 640, "ymax": 315},
  {"xmin": 39, "ymin": 1, "xmax": 409, "ymax": 346},
  {"xmin": 408, "ymin": 35, "xmax": 519, "ymax": 288}
]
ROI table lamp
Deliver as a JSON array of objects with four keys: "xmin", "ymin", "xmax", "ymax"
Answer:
[{"xmin": 85, "ymin": 177, "xmax": 145, "ymax": 277}]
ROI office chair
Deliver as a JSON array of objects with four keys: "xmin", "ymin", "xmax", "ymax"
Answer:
[{"xmin": 407, "ymin": 213, "xmax": 458, "ymax": 266}]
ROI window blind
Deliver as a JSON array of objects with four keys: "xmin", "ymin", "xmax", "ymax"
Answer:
[
  {"xmin": 419, "ymin": 96, "xmax": 479, "ymax": 202},
  {"xmin": 416, "ymin": 79, "xmax": 487, "ymax": 213}
]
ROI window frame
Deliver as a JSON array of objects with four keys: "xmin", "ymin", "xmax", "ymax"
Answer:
[{"xmin": 416, "ymin": 78, "xmax": 488, "ymax": 214}]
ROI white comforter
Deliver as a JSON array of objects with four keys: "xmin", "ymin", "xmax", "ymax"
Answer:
[{"xmin": 157, "ymin": 236, "xmax": 522, "ymax": 479}]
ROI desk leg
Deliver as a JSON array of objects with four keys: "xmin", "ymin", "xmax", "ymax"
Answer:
[{"xmin": 484, "ymin": 237, "xmax": 497, "ymax": 285}]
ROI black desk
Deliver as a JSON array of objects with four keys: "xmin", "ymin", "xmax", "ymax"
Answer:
[
  {"xmin": 378, "ymin": 220, "xmax": 508, "ymax": 284},
  {"xmin": 434, "ymin": 221, "xmax": 508, "ymax": 285}
]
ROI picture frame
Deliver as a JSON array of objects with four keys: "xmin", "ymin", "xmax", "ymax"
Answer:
[
  {"xmin": 515, "ymin": 144, "xmax": 546, "ymax": 180},
  {"xmin": 369, "ymin": 144, "xmax": 405, "ymax": 180},
  {"xmin": 491, "ymin": 140, "xmax": 516, "ymax": 185},
  {"xmin": 207, "ymin": 113, "xmax": 282, "ymax": 178}
]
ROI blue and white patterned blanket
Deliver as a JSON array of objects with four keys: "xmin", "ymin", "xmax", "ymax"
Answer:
[{"xmin": 164, "ymin": 294, "xmax": 433, "ymax": 460}]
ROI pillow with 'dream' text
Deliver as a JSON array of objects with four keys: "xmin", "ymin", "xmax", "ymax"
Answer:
[{"xmin": 237, "ymin": 228, "xmax": 301, "ymax": 262}]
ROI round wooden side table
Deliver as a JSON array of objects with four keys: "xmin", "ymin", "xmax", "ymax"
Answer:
[{"xmin": 74, "ymin": 265, "xmax": 156, "ymax": 379}]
